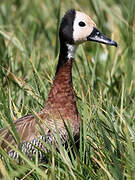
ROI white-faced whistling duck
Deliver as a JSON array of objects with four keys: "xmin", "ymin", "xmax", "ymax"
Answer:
[{"xmin": 0, "ymin": 9, "xmax": 117, "ymax": 161}]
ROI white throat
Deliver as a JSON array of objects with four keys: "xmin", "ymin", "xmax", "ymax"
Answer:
[{"xmin": 67, "ymin": 44, "xmax": 77, "ymax": 59}]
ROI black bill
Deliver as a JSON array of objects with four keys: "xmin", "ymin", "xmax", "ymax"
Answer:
[{"xmin": 87, "ymin": 27, "xmax": 117, "ymax": 47}]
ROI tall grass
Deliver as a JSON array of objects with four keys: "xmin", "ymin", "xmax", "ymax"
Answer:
[{"xmin": 0, "ymin": 0, "xmax": 135, "ymax": 179}]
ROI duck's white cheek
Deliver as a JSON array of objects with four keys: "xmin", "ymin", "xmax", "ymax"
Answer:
[
  {"xmin": 73, "ymin": 29, "xmax": 86, "ymax": 42},
  {"xmin": 73, "ymin": 28, "xmax": 92, "ymax": 43}
]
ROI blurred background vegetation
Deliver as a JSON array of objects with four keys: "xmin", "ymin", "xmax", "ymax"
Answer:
[{"xmin": 0, "ymin": 0, "xmax": 135, "ymax": 179}]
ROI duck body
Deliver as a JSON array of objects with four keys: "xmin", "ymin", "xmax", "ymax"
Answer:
[
  {"xmin": 0, "ymin": 56, "xmax": 80, "ymax": 160},
  {"xmin": 0, "ymin": 9, "xmax": 117, "ymax": 160}
]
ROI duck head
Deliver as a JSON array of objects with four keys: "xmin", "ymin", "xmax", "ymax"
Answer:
[{"xmin": 59, "ymin": 9, "xmax": 117, "ymax": 53}]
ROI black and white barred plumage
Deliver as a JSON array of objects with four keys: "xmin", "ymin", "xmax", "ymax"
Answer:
[{"xmin": 8, "ymin": 134, "xmax": 52, "ymax": 161}]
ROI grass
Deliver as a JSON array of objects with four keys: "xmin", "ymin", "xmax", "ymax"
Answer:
[{"xmin": 0, "ymin": 0, "xmax": 135, "ymax": 179}]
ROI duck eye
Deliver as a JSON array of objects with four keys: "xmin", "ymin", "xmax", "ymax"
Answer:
[{"xmin": 78, "ymin": 21, "xmax": 86, "ymax": 27}]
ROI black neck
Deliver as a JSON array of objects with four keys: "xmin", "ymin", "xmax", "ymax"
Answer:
[
  {"xmin": 56, "ymin": 41, "xmax": 77, "ymax": 74},
  {"xmin": 56, "ymin": 42, "xmax": 69, "ymax": 73}
]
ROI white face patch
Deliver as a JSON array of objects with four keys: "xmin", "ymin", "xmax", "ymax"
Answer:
[
  {"xmin": 73, "ymin": 11, "xmax": 96, "ymax": 44},
  {"xmin": 67, "ymin": 44, "xmax": 77, "ymax": 59}
]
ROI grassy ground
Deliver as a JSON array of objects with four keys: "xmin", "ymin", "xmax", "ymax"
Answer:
[{"xmin": 0, "ymin": 0, "xmax": 135, "ymax": 179}]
